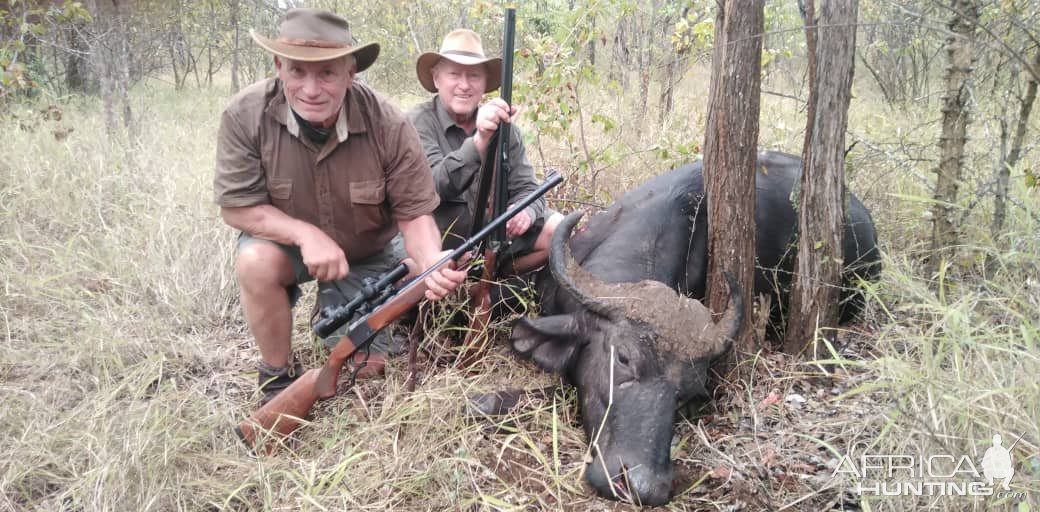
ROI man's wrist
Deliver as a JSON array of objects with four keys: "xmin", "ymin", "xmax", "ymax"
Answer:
[
  {"xmin": 288, "ymin": 220, "xmax": 319, "ymax": 247},
  {"xmin": 472, "ymin": 132, "xmax": 488, "ymax": 154}
]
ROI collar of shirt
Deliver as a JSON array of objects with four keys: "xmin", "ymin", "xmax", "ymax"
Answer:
[
  {"xmin": 433, "ymin": 95, "xmax": 477, "ymax": 137},
  {"xmin": 265, "ymin": 80, "xmax": 368, "ymax": 144}
]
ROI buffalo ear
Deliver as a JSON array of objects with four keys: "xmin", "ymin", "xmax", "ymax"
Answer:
[{"xmin": 509, "ymin": 314, "xmax": 586, "ymax": 374}]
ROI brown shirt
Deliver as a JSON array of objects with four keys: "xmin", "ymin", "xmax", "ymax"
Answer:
[
  {"xmin": 407, "ymin": 96, "xmax": 546, "ymax": 247},
  {"xmin": 214, "ymin": 78, "xmax": 439, "ymax": 262}
]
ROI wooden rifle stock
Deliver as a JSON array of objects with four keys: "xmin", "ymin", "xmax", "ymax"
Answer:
[
  {"xmin": 236, "ymin": 280, "xmax": 430, "ymax": 453},
  {"xmin": 235, "ymin": 368, "xmax": 321, "ymax": 453},
  {"xmin": 235, "ymin": 172, "xmax": 563, "ymax": 452},
  {"xmin": 458, "ymin": 249, "xmax": 497, "ymax": 368}
]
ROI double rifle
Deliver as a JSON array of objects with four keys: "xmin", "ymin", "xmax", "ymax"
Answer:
[
  {"xmin": 457, "ymin": 7, "xmax": 518, "ymax": 367},
  {"xmin": 236, "ymin": 9, "xmax": 557, "ymax": 449}
]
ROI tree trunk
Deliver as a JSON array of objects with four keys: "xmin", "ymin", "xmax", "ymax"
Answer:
[
  {"xmin": 611, "ymin": 17, "xmax": 629, "ymax": 89},
  {"xmin": 658, "ymin": 6, "xmax": 693, "ymax": 129},
  {"xmin": 658, "ymin": 54, "xmax": 677, "ymax": 128},
  {"xmin": 586, "ymin": 13, "xmax": 596, "ymax": 67},
  {"xmin": 783, "ymin": 0, "xmax": 859, "ymax": 355},
  {"xmin": 702, "ymin": 0, "xmax": 764, "ymax": 366},
  {"xmin": 111, "ymin": 0, "xmax": 134, "ymax": 134},
  {"xmin": 636, "ymin": 10, "xmax": 651, "ymax": 120},
  {"xmin": 207, "ymin": 1, "xmax": 215, "ymax": 86},
  {"xmin": 929, "ymin": 0, "xmax": 979, "ymax": 273},
  {"xmin": 84, "ymin": 0, "xmax": 117, "ymax": 136},
  {"xmin": 170, "ymin": 0, "xmax": 185, "ymax": 89},
  {"xmin": 65, "ymin": 21, "xmax": 91, "ymax": 92},
  {"xmin": 992, "ymin": 45, "xmax": 1040, "ymax": 238},
  {"xmin": 230, "ymin": 0, "xmax": 240, "ymax": 92}
]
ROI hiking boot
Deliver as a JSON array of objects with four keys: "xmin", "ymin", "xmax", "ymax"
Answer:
[{"xmin": 257, "ymin": 360, "xmax": 305, "ymax": 405}]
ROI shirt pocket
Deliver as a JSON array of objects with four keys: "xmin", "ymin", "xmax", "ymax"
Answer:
[
  {"xmin": 267, "ymin": 178, "xmax": 294, "ymax": 216},
  {"xmin": 350, "ymin": 179, "xmax": 388, "ymax": 234}
]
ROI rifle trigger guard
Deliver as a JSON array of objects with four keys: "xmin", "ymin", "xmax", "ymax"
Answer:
[
  {"xmin": 489, "ymin": 239, "xmax": 511, "ymax": 253},
  {"xmin": 348, "ymin": 346, "xmax": 371, "ymax": 388}
]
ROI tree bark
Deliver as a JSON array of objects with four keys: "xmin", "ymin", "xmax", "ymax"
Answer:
[
  {"xmin": 586, "ymin": 13, "xmax": 596, "ymax": 67},
  {"xmin": 83, "ymin": 0, "xmax": 117, "ymax": 136},
  {"xmin": 702, "ymin": 0, "xmax": 764, "ymax": 366},
  {"xmin": 111, "ymin": 0, "xmax": 134, "ymax": 134},
  {"xmin": 783, "ymin": 0, "xmax": 859, "ymax": 355},
  {"xmin": 992, "ymin": 44, "xmax": 1039, "ymax": 238},
  {"xmin": 929, "ymin": 0, "xmax": 979, "ymax": 273},
  {"xmin": 65, "ymin": 20, "xmax": 91, "ymax": 92},
  {"xmin": 169, "ymin": 0, "xmax": 185, "ymax": 89},
  {"xmin": 611, "ymin": 17, "xmax": 629, "ymax": 89},
  {"xmin": 230, "ymin": 0, "xmax": 240, "ymax": 92},
  {"xmin": 636, "ymin": 8, "xmax": 651, "ymax": 119}
]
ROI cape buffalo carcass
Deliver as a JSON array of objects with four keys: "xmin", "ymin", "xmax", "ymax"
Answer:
[{"xmin": 506, "ymin": 151, "xmax": 881, "ymax": 505}]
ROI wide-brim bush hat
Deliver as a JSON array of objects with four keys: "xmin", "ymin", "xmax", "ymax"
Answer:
[
  {"xmin": 251, "ymin": 8, "xmax": 379, "ymax": 71},
  {"xmin": 416, "ymin": 28, "xmax": 502, "ymax": 93}
]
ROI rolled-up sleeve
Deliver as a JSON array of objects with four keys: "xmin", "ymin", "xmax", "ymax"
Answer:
[
  {"xmin": 213, "ymin": 108, "xmax": 269, "ymax": 207},
  {"xmin": 384, "ymin": 115, "xmax": 440, "ymax": 221}
]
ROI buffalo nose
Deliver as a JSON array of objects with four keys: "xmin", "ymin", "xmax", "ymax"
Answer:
[
  {"xmin": 586, "ymin": 455, "xmax": 673, "ymax": 506},
  {"xmin": 625, "ymin": 466, "xmax": 673, "ymax": 507}
]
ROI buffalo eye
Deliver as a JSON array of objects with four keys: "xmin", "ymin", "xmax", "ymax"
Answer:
[{"xmin": 611, "ymin": 348, "xmax": 638, "ymax": 387}]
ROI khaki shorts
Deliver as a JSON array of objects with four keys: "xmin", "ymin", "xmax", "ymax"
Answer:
[{"xmin": 236, "ymin": 232, "xmax": 406, "ymax": 354}]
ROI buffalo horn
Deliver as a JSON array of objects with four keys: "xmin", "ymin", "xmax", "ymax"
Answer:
[{"xmin": 549, "ymin": 211, "xmax": 617, "ymax": 318}]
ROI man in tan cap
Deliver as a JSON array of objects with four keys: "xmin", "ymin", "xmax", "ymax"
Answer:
[
  {"xmin": 408, "ymin": 29, "xmax": 562, "ymax": 273},
  {"xmin": 214, "ymin": 8, "xmax": 466, "ymax": 403}
]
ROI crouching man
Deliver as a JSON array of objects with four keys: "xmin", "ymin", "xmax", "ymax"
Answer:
[{"xmin": 214, "ymin": 8, "xmax": 465, "ymax": 403}]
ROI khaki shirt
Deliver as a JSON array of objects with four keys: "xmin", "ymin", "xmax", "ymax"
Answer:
[
  {"xmin": 407, "ymin": 96, "xmax": 545, "ymax": 247},
  {"xmin": 214, "ymin": 79, "xmax": 439, "ymax": 262}
]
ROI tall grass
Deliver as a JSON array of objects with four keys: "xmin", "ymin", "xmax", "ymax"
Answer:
[{"xmin": 1, "ymin": 66, "xmax": 1037, "ymax": 511}]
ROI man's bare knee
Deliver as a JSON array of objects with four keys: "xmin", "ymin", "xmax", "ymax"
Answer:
[
  {"xmin": 534, "ymin": 212, "xmax": 564, "ymax": 251},
  {"xmin": 235, "ymin": 242, "xmax": 295, "ymax": 289}
]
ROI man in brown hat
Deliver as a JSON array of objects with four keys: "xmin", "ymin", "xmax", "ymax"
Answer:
[
  {"xmin": 408, "ymin": 29, "xmax": 562, "ymax": 273},
  {"xmin": 214, "ymin": 8, "xmax": 466, "ymax": 403}
]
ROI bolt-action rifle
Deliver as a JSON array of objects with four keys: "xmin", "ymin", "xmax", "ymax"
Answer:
[{"xmin": 235, "ymin": 172, "xmax": 563, "ymax": 452}]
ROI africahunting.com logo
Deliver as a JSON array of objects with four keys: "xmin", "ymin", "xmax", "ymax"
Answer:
[{"xmin": 832, "ymin": 433, "xmax": 1025, "ymax": 499}]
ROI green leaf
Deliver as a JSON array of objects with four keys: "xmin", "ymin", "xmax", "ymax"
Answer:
[{"xmin": 591, "ymin": 113, "xmax": 615, "ymax": 132}]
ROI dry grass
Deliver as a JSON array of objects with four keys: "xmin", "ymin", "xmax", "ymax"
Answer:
[{"xmin": 1, "ymin": 60, "xmax": 1038, "ymax": 511}]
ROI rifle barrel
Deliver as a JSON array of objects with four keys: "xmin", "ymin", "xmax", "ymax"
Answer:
[{"xmin": 494, "ymin": 8, "xmax": 517, "ymax": 238}]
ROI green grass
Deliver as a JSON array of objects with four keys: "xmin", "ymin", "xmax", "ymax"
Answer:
[{"xmin": 1, "ymin": 67, "xmax": 1038, "ymax": 511}]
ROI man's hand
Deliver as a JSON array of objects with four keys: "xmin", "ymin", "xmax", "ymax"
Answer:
[
  {"xmin": 505, "ymin": 206, "xmax": 532, "ymax": 238},
  {"xmin": 420, "ymin": 251, "xmax": 468, "ymax": 301},
  {"xmin": 297, "ymin": 226, "xmax": 349, "ymax": 281},
  {"xmin": 472, "ymin": 98, "xmax": 518, "ymax": 157}
]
